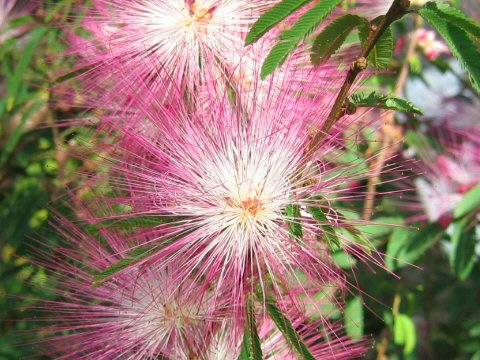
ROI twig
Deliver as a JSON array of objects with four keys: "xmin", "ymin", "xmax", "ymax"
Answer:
[
  {"xmin": 305, "ymin": 0, "xmax": 411, "ymax": 155},
  {"xmin": 362, "ymin": 14, "xmax": 421, "ymax": 220}
]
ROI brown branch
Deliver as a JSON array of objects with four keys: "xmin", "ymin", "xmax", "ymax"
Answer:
[{"xmin": 306, "ymin": 0, "xmax": 411, "ymax": 155}]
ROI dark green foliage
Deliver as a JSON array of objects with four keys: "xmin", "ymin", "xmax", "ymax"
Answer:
[
  {"xmin": 450, "ymin": 218, "xmax": 476, "ymax": 280},
  {"xmin": 423, "ymin": 2, "xmax": 480, "ymax": 39},
  {"xmin": 245, "ymin": 0, "xmax": 313, "ymax": 45},
  {"xmin": 238, "ymin": 295, "xmax": 263, "ymax": 360},
  {"xmin": 285, "ymin": 204, "xmax": 303, "ymax": 241},
  {"xmin": 93, "ymin": 244, "xmax": 156, "ymax": 285},
  {"xmin": 419, "ymin": 3, "xmax": 480, "ymax": 93},
  {"xmin": 311, "ymin": 14, "xmax": 367, "ymax": 64},
  {"xmin": 260, "ymin": 0, "xmax": 342, "ymax": 78},
  {"xmin": 350, "ymin": 91, "xmax": 423, "ymax": 114},
  {"xmin": 358, "ymin": 21, "xmax": 394, "ymax": 69},
  {"xmin": 453, "ymin": 184, "xmax": 480, "ymax": 219},
  {"xmin": 344, "ymin": 296, "xmax": 364, "ymax": 339},
  {"xmin": 306, "ymin": 205, "xmax": 340, "ymax": 249},
  {"xmin": 266, "ymin": 296, "xmax": 316, "ymax": 360},
  {"xmin": 386, "ymin": 224, "xmax": 445, "ymax": 270}
]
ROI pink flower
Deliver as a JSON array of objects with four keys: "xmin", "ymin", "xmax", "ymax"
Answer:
[
  {"xmin": 414, "ymin": 28, "xmax": 450, "ymax": 60},
  {"xmin": 35, "ymin": 216, "xmax": 221, "ymax": 359},
  {"xmin": 64, "ymin": 0, "xmax": 276, "ymax": 99},
  {"xmin": 413, "ymin": 130, "xmax": 480, "ymax": 223},
  {"xmin": 34, "ymin": 213, "xmax": 368, "ymax": 358},
  {"xmin": 206, "ymin": 289, "xmax": 369, "ymax": 359},
  {"xmin": 78, "ymin": 76, "xmax": 386, "ymax": 318}
]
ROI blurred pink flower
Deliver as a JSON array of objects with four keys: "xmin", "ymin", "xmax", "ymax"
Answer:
[
  {"xmin": 414, "ymin": 132, "xmax": 480, "ymax": 224},
  {"xmin": 414, "ymin": 28, "xmax": 450, "ymax": 60},
  {"xmin": 395, "ymin": 27, "xmax": 450, "ymax": 61}
]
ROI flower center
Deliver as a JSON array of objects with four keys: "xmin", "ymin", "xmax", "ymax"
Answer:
[
  {"xmin": 240, "ymin": 197, "xmax": 262, "ymax": 217},
  {"xmin": 185, "ymin": 1, "xmax": 216, "ymax": 26}
]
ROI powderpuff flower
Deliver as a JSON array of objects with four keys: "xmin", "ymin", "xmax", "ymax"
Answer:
[
  {"xmin": 65, "ymin": 0, "xmax": 275, "ymax": 99},
  {"xmin": 61, "ymin": 0, "xmax": 349, "ymax": 115},
  {"xmin": 35, "ymin": 217, "xmax": 221, "ymax": 359},
  {"xmin": 395, "ymin": 28, "xmax": 450, "ymax": 61},
  {"xmin": 411, "ymin": 130, "xmax": 480, "ymax": 225},
  {"xmin": 34, "ymin": 217, "xmax": 367, "ymax": 359},
  {"xmin": 81, "ymin": 78, "xmax": 386, "ymax": 317}
]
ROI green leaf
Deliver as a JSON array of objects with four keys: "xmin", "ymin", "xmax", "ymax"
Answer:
[
  {"xmin": 453, "ymin": 184, "xmax": 480, "ymax": 219},
  {"xmin": 93, "ymin": 244, "xmax": 156, "ymax": 286},
  {"xmin": 285, "ymin": 204, "xmax": 303, "ymax": 242},
  {"xmin": 423, "ymin": 2, "xmax": 480, "ymax": 39},
  {"xmin": 307, "ymin": 206, "xmax": 340, "ymax": 249},
  {"xmin": 261, "ymin": 0, "xmax": 342, "ymax": 78},
  {"xmin": 0, "ymin": 101, "xmax": 44, "ymax": 167},
  {"xmin": 419, "ymin": 7, "xmax": 480, "ymax": 93},
  {"xmin": 344, "ymin": 296, "xmax": 364, "ymax": 339},
  {"xmin": 266, "ymin": 297, "xmax": 316, "ymax": 360},
  {"xmin": 279, "ymin": 0, "xmax": 342, "ymax": 41},
  {"xmin": 5, "ymin": 26, "xmax": 47, "ymax": 113},
  {"xmin": 404, "ymin": 130, "xmax": 438, "ymax": 158},
  {"xmin": 238, "ymin": 295, "xmax": 262, "ymax": 360},
  {"xmin": 245, "ymin": 0, "xmax": 313, "ymax": 45},
  {"xmin": 450, "ymin": 218, "xmax": 476, "ymax": 280},
  {"xmin": 350, "ymin": 91, "xmax": 423, "ymax": 114},
  {"xmin": 359, "ymin": 21, "xmax": 393, "ymax": 69},
  {"xmin": 311, "ymin": 14, "xmax": 367, "ymax": 64},
  {"xmin": 332, "ymin": 250, "xmax": 357, "ymax": 269},
  {"xmin": 386, "ymin": 224, "xmax": 444, "ymax": 270},
  {"xmin": 394, "ymin": 313, "xmax": 417, "ymax": 354},
  {"xmin": 261, "ymin": 40, "xmax": 299, "ymax": 79},
  {"xmin": 99, "ymin": 215, "xmax": 179, "ymax": 231}
]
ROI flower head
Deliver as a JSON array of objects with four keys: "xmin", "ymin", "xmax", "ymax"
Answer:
[
  {"xmin": 36, "ymin": 216, "xmax": 221, "ymax": 359},
  {"xmin": 65, "ymin": 0, "xmax": 274, "ymax": 97},
  {"xmin": 80, "ymin": 78, "xmax": 386, "ymax": 317}
]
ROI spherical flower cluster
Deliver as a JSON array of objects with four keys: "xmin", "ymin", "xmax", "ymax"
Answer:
[{"xmin": 34, "ymin": 0, "xmax": 394, "ymax": 357}]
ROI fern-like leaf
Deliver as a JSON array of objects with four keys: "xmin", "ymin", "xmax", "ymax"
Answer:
[
  {"xmin": 306, "ymin": 206, "xmax": 341, "ymax": 249},
  {"xmin": 359, "ymin": 21, "xmax": 393, "ymax": 69},
  {"xmin": 245, "ymin": 0, "xmax": 313, "ymax": 45},
  {"xmin": 285, "ymin": 204, "xmax": 303, "ymax": 242},
  {"xmin": 93, "ymin": 244, "xmax": 156, "ymax": 286},
  {"xmin": 350, "ymin": 91, "xmax": 423, "ymax": 114},
  {"xmin": 260, "ymin": 40, "xmax": 299, "ymax": 79},
  {"xmin": 419, "ymin": 7, "xmax": 480, "ymax": 93},
  {"xmin": 261, "ymin": 0, "xmax": 342, "ymax": 78},
  {"xmin": 423, "ymin": 2, "xmax": 480, "ymax": 39},
  {"xmin": 238, "ymin": 294, "xmax": 263, "ymax": 360},
  {"xmin": 311, "ymin": 14, "xmax": 367, "ymax": 64},
  {"xmin": 266, "ymin": 296, "xmax": 316, "ymax": 360}
]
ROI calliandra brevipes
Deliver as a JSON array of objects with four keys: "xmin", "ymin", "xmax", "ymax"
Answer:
[
  {"xmin": 62, "ymin": 0, "xmax": 276, "ymax": 100},
  {"xmin": 32, "ymin": 215, "xmax": 368, "ymax": 359},
  {"xmin": 59, "ymin": 0, "xmax": 349, "ymax": 111},
  {"xmin": 69, "ymin": 70, "xmax": 393, "ymax": 324}
]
